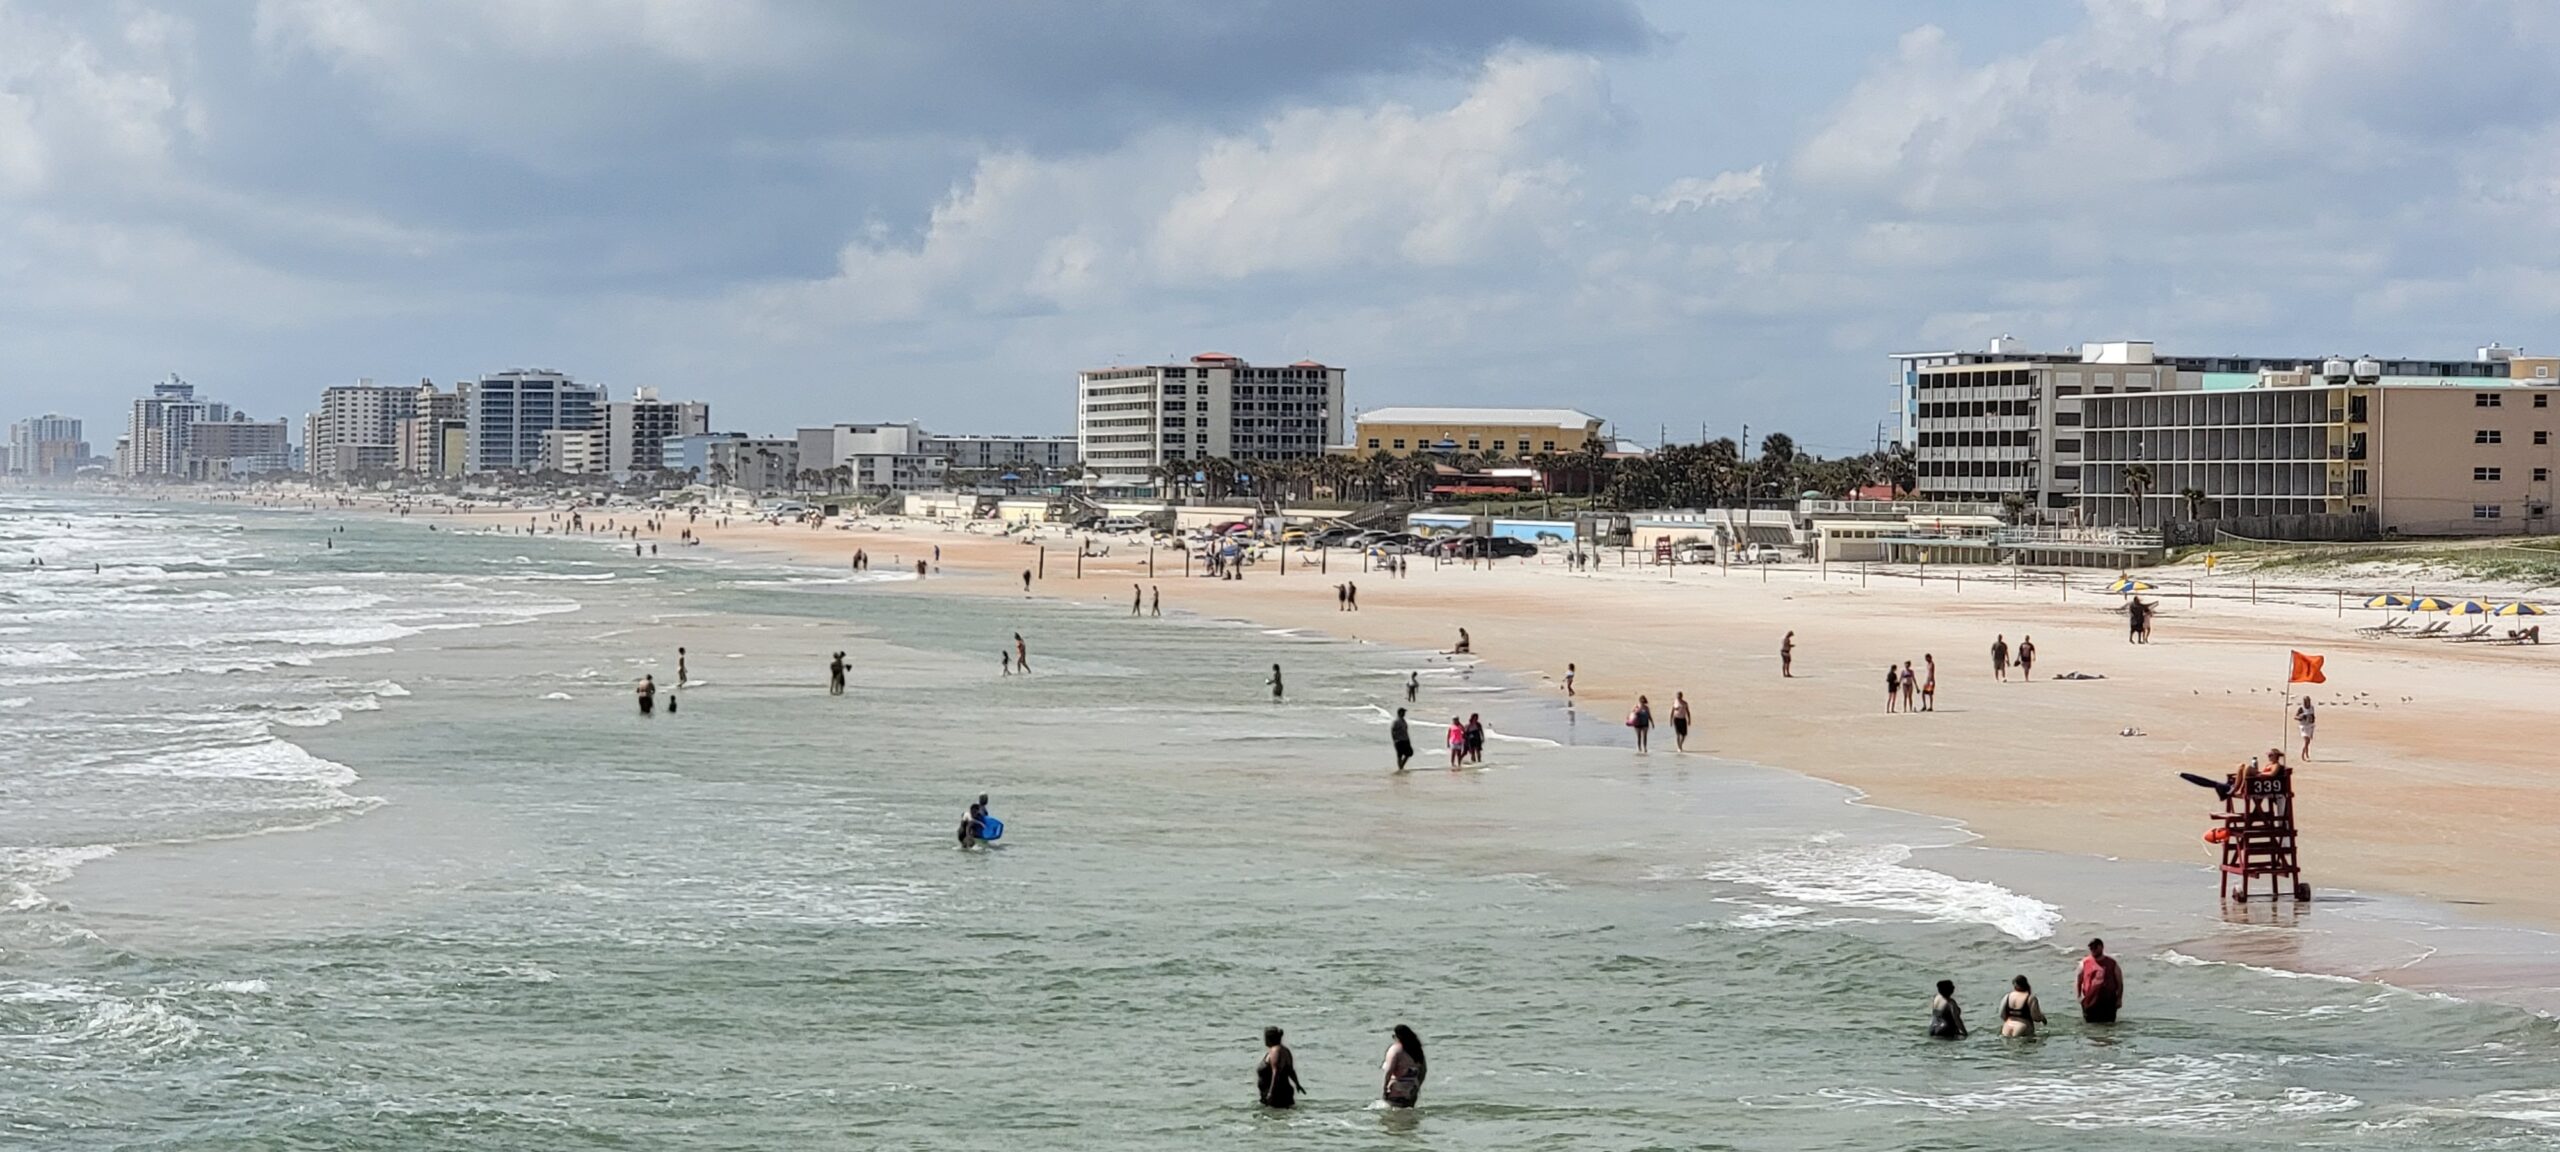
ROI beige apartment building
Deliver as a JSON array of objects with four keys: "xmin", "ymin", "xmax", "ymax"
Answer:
[
  {"xmin": 1351, "ymin": 407, "xmax": 1604, "ymax": 458},
  {"xmin": 2080, "ymin": 355, "xmax": 2560, "ymax": 536}
]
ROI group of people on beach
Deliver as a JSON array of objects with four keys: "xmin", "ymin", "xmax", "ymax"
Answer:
[
  {"xmin": 1256, "ymin": 1024, "xmax": 1427, "ymax": 1111},
  {"xmin": 1883, "ymin": 656, "xmax": 1937, "ymax": 714},
  {"xmin": 1931, "ymin": 939, "xmax": 2124, "ymax": 1040}
]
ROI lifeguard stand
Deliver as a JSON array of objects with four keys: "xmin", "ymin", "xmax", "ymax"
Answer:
[{"xmin": 2214, "ymin": 769, "xmax": 2309, "ymax": 902}]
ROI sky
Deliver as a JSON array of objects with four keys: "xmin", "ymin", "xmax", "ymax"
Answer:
[{"xmin": 8, "ymin": 0, "xmax": 2560, "ymax": 458}]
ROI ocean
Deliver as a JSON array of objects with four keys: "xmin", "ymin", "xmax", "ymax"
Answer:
[{"xmin": 6, "ymin": 491, "xmax": 2560, "ymax": 1149}]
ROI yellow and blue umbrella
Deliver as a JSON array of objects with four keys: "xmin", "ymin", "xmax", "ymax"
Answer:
[
  {"xmin": 2494, "ymin": 602, "xmax": 2548, "ymax": 617},
  {"xmin": 2451, "ymin": 599, "xmax": 2495, "ymax": 616},
  {"xmin": 2105, "ymin": 577, "xmax": 2155, "ymax": 594},
  {"xmin": 2407, "ymin": 596, "xmax": 2456, "ymax": 613},
  {"xmin": 2362, "ymin": 593, "xmax": 2411, "ymax": 610}
]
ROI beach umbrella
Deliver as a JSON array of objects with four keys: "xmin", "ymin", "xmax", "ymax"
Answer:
[
  {"xmin": 2361, "ymin": 593, "xmax": 2410, "ymax": 610},
  {"xmin": 2406, "ymin": 596, "xmax": 2456, "ymax": 613},
  {"xmin": 2493, "ymin": 602, "xmax": 2548, "ymax": 617},
  {"xmin": 2450, "ymin": 599, "xmax": 2495, "ymax": 616},
  {"xmin": 2104, "ymin": 577, "xmax": 2155, "ymax": 594}
]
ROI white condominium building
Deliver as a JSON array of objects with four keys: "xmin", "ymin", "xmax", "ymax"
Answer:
[
  {"xmin": 1075, "ymin": 353, "xmax": 1344, "ymax": 488},
  {"xmin": 306, "ymin": 380, "xmax": 420, "ymax": 479}
]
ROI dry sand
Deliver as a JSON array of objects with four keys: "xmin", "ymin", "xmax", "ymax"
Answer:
[{"xmin": 448, "ymin": 503, "xmax": 2560, "ymax": 931}]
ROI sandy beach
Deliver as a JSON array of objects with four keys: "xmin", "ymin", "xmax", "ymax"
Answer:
[{"xmin": 503, "ymin": 504, "xmax": 2560, "ymax": 936}]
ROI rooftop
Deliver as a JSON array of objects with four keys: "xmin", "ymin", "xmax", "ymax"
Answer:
[{"xmin": 1356, "ymin": 406, "xmax": 1603, "ymax": 430}]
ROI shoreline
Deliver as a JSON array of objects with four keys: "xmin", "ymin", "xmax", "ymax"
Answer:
[{"xmin": 216, "ymin": 494, "xmax": 2560, "ymax": 1010}]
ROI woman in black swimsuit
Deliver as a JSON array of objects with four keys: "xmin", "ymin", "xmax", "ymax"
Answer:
[{"xmin": 1257, "ymin": 1027, "xmax": 1303, "ymax": 1108}]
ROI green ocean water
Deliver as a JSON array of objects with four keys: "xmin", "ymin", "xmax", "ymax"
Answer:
[{"xmin": 6, "ymin": 494, "xmax": 2560, "ymax": 1150}]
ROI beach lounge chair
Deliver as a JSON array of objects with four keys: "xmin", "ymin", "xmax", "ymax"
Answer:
[
  {"xmin": 2446, "ymin": 623, "xmax": 2493, "ymax": 641},
  {"xmin": 2404, "ymin": 620, "xmax": 2450, "ymax": 638},
  {"xmin": 2356, "ymin": 618, "xmax": 2407, "ymax": 636}
]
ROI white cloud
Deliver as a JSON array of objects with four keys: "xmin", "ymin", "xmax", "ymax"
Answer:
[
  {"xmin": 1634, "ymin": 165, "xmax": 1765, "ymax": 213},
  {"xmin": 751, "ymin": 50, "xmax": 1616, "ymax": 331}
]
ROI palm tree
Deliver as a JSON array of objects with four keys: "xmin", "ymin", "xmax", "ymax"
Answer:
[
  {"xmin": 2121, "ymin": 463, "xmax": 2155, "ymax": 524},
  {"xmin": 2179, "ymin": 486, "xmax": 2209, "ymax": 523}
]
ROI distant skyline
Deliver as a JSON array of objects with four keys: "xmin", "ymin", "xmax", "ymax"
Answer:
[{"xmin": 7, "ymin": 1, "xmax": 2560, "ymax": 455}]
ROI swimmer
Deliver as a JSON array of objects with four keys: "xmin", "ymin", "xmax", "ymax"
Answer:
[
  {"xmin": 1014, "ymin": 632, "xmax": 1028, "ymax": 672},
  {"xmin": 1267, "ymin": 663, "xmax": 1283, "ymax": 701},
  {"xmin": 1670, "ymin": 691, "xmax": 1691, "ymax": 751},
  {"xmin": 1929, "ymin": 980, "xmax": 1967, "ymax": 1039},
  {"xmin": 1380, "ymin": 1025, "xmax": 1426, "ymax": 1108},
  {"xmin": 1390, "ymin": 707, "xmax": 1414, "ymax": 771},
  {"xmin": 1997, "ymin": 975, "xmax": 2046, "ymax": 1039},
  {"xmin": 635, "ymin": 674, "xmax": 656, "ymax": 717},
  {"xmin": 1257, "ymin": 1027, "xmax": 1304, "ymax": 1109},
  {"xmin": 1405, "ymin": 672, "xmax": 1418, "ymax": 703}
]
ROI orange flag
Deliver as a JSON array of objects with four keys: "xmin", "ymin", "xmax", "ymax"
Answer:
[{"xmin": 2289, "ymin": 651, "xmax": 2326, "ymax": 685}]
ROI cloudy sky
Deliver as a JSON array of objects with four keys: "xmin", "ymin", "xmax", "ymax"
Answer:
[{"xmin": 6, "ymin": 0, "xmax": 2558, "ymax": 455}]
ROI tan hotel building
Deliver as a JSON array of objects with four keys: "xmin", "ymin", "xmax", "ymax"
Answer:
[
  {"xmin": 1352, "ymin": 407, "xmax": 1604, "ymax": 458},
  {"xmin": 2078, "ymin": 354, "xmax": 2560, "ymax": 536}
]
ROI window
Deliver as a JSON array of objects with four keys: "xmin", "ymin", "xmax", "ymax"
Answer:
[
  {"xmin": 2478, "ymin": 429, "xmax": 2504, "ymax": 444},
  {"xmin": 2478, "ymin": 392, "xmax": 2503, "ymax": 407},
  {"xmin": 2539, "ymin": 393, "xmax": 2551, "ymax": 407},
  {"xmin": 1391, "ymin": 439, "xmax": 1405, "ymax": 450},
  {"xmin": 1366, "ymin": 438, "xmax": 1381, "ymax": 450},
  {"xmin": 1542, "ymin": 440, "xmax": 1556, "ymax": 452},
  {"xmin": 2539, "ymin": 431, "xmax": 2551, "ymax": 446},
  {"xmin": 2538, "ymin": 468, "xmax": 2552, "ymax": 483},
  {"xmin": 2475, "ymin": 504, "xmax": 2504, "ymax": 520},
  {"xmin": 1466, "ymin": 439, "xmax": 1480, "ymax": 451},
  {"xmin": 2055, "ymin": 438, "xmax": 2082, "ymax": 454},
  {"xmin": 1517, "ymin": 439, "xmax": 1531, "ymax": 453},
  {"xmin": 2475, "ymin": 467, "xmax": 2503, "ymax": 482}
]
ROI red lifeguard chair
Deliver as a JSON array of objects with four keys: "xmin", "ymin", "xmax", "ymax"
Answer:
[{"xmin": 2213, "ymin": 768, "xmax": 2309, "ymax": 902}]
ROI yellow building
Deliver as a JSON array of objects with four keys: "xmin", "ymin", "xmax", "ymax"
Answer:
[{"xmin": 1353, "ymin": 407, "xmax": 1604, "ymax": 458}]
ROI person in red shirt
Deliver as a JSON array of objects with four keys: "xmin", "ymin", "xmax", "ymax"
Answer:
[{"xmin": 2077, "ymin": 938, "xmax": 2124, "ymax": 1024}]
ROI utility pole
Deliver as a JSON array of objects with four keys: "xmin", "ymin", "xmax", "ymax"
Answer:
[{"xmin": 1741, "ymin": 423, "xmax": 1750, "ymax": 460}]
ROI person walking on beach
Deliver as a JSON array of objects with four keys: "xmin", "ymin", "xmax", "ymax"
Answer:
[
  {"xmin": 1629, "ymin": 695, "xmax": 1654, "ymax": 751},
  {"xmin": 1670, "ymin": 691, "xmax": 1692, "ymax": 751},
  {"xmin": 2295, "ymin": 697, "xmax": 2317, "ymax": 760},
  {"xmin": 1781, "ymin": 631, "xmax": 1794, "ymax": 678},
  {"xmin": 1405, "ymin": 672, "xmax": 1419, "ymax": 703},
  {"xmin": 1391, "ymin": 707, "xmax": 1415, "ymax": 771},
  {"xmin": 2017, "ymin": 636, "xmax": 2037, "ymax": 681},
  {"xmin": 677, "ymin": 647, "xmax": 688, "ymax": 686},
  {"xmin": 1000, "ymin": 649, "xmax": 1011, "ymax": 676},
  {"xmin": 2077, "ymin": 938, "xmax": 2124, "ymax": 1024},
  {"xmin": 1929, "ymin": 979, "xmax": 1968, "ymax": 1039},
  {"xmin": 2126, "ymin": 597, "xmax": 2150, "ymax": 644},
  {"xmin": 1921, "ymin": 654, "xmax": 1937, "ymax": 712},
  {"xmin": 1380, "ymin": 1025, "xmax": 1426, "ymax": 1109},
  {"xmin": 636, "ymin": 674, "xmax": 656, "ymax": 717},
  {"xmin": 1991, "ymin": 635, "xmax": 2010, "ymax": 682},
  {"xmin": 1447, "ymin": 716, "xmax": 1467, "ymax": 770},
  {"xmin": 1884, "ymin": 664, "xmax": 1901, "ymax": 714},
  {"xmin": 1899, "ymin": 661, "xmax": 1918, "ymax": 713},
  {"xmin": 1346, "ymin": 581, "xmax": 1357, "ymax": 611},
  {"xmin": 1464, "ymin": 713, "xmax": 1485, "ymax": 765},
  {"xmin": 1564, "ymin": 662, "xmax": 1576, "ymax": 700},
  {"xmin": 1267, "ymin": 664, "xmax": 1284, "ymax": 702},
  {"xmin": 1133, "ymin": 584, "xmax": 1143, "ymax": 616},
  {"xmin": 1150, "ymin": 585, "xmax": 1160, "ymax": 617},
  {"xmin": 1998, "ymin": 975, "xmax": 2046, "ymax": 1038},
  {"xmin": 1014, "ymin": 633, "xmax": 1029, "ymax": 672},
  {"xmin": 828, "ymin": 651, "xmax": 847, "ymax": 696},
  {"xmin": 1257, "ymin": 1027, "xmax": 1304, "ymax": 1109},
  {"xmin": 1021, "ymin": 569, "xmax": 1032, "ymax": 593}
]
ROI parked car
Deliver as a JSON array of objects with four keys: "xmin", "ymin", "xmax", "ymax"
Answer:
[
  {"xmin": 1484, "ymin": 536, "xmax": 1539, "ymax": 558},
  {"xmin": 1738, "ymin": 543, "xmax": 1788, "ymax": 564},
  {"xmin": 1096, "ymin": 516, "xmax": 1151, "ymax": 534}
]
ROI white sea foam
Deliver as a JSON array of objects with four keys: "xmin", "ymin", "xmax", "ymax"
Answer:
[
  {"xmin": 0, "ymin": 642, "xmax": 85, "ymax": 667},
  {"xmin": 0, "ymin": 844, "xmax": 121, "ymax": 909},
  {"xmin": 1700, "ymin": 838, "xmax": 2060, "ymax": 941},
  {"xmin": 2156, "ymin": 949, "xmax": 2365, "ymax": 985},
  {"xmin": 0, "ymin": 696, "xmax": 29, "ymax": 708},
  {"xmin": 1799, "ymin": 1053, "xmax": 2361, "ymax": 1129},
  {"xmin": 541, "ymin": 691, "xmax": 574, "ymax": 700}
]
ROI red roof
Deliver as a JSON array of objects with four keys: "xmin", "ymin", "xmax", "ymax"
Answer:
[{"xmin": 1191, "ymin": 352, "xmax": 1242, "ymax": 363}]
